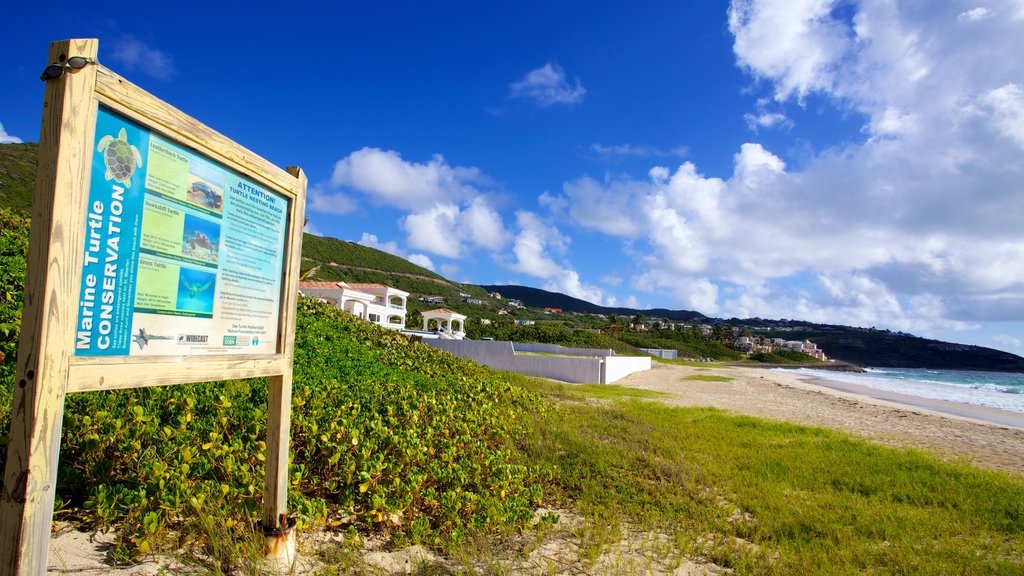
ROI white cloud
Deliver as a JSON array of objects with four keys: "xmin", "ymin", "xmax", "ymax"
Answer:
[
  {"xmin": 506, "ymin": 211, "xmax": 604, "ymax": 304},
  {"xmin": 743, "ymin": 98, "xmax": 793, "ymax": 132},
  {"xmin": 402, "ymin": 204, "xmax": 463, "ymax": 258},
  {"xmin": 330, "ymin": 147, "xmax": 487, "ymax": 211},
  {"xmin": 958, "ymin": 7, "xmax": 995, "ymax": 22},
  {"xmin": 590, "ymin": 143, "xmax": 689, "ymax": 158},
  {"xmin": 728, "ymin": 0, "xmax": 853, "ymax": 101},
  {"xmin": 407, "ymin": 253, "xmax": 435, "ymax": 271},
  {"xmin": 107, "ymin": 36, "xmax": 175, "ymax": 80},
  {"xmin": 401, "ymin": 198, "xmax": 510, "ymax": 258},
  {"xmin": 0, "ymin": 122, "xmax": 22, "ymax": 144},
  {"xmin": 983, "ymin": 83, "xmax": 1024, "ymax": 148},
  {"xmin": 510, "ymin": 62, "xmax": 586, "ymax": 107},
  {"xmin": 358, "ymin": 232, "xmax": 402, "ymax": 256},
  {"xmin": 320, "ymin": 148, "xmax": 509, "ymax": 259}
]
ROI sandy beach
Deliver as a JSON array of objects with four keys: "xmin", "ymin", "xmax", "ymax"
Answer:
[{"xmin": 615, "ymin": 362, "xmax": 1024, "ymax": 475}]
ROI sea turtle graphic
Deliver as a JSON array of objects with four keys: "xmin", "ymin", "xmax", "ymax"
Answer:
[
  {"xmin": 97, "ymin": 128, "xmax": 142, "ymax": 187},
  {"xmin": 180, "ymin": 276, "xmax": 216, "ymax": 298}
]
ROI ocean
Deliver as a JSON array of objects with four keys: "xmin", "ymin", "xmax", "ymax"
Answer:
[{"xmin": 792, "ymin": 367, "xmax": 1024, "ymax": 414}]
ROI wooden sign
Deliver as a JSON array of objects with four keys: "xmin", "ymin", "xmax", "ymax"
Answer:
[{"xmin": 0, "ymin": 39, "xmax": 306, "ymax": 575}]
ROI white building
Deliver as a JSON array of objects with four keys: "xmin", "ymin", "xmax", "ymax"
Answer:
[
  {"xmin": 422, "ymin": 308, "xmax": 467, "ymax": 339},
  {"xmin": 298, "ymin": 281, "xmax": 409, "ymax": 331}
]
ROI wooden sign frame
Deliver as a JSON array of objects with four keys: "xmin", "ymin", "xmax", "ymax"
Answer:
[{"xmin": 1, "ymin": 39, "xmax": 306, "ymax": 575}]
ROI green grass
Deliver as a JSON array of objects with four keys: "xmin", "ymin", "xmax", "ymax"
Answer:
[
  {"xmin": 683, "ymin": 374, "xmax": 734, "ymax": 382},
  {"xmin": 523, "ymin": 382, "xmax": 1024, "ymax": 575}
]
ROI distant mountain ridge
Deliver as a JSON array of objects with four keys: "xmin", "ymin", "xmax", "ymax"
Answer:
[
  {"xmin": 479, "ymin": 284, "xmax": 706, "ymax": 321},
  {"xmin": 480, "ymin": 284, "xmax": 1024, "ymax": 372}
]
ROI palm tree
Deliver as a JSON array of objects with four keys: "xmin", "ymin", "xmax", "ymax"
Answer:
[{"xmin": 631, "ymin": 313, "xmax": 645, "ymax": 331}]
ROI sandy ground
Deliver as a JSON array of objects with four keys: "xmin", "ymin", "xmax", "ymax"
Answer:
[
  {"xmin": 614, "ymin": 362, "xmax": 1024, "ymax": 475},
  {"xmin": 44, "ymin": 362, "xmax": 1024, "ymax": 574}
]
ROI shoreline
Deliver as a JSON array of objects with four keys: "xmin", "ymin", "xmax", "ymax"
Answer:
[{"xmin": 785, "ymin": 369, "xmax": 1024, "ymax": 430}]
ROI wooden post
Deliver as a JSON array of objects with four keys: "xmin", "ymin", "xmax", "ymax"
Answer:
[
  {"xmin": 261, "ymin": 167, "xmax": 305, "ymax": 567},
  {"xmin": 0, "ymin": 39, "xmax": 99, "ymax": 576}
]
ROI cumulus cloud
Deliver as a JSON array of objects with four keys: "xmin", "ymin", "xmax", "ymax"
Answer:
[
  {"xmin": 319, "ymin": 148, "xmax": 510, "ymax": 258},
  {"xmin": 544, "ymin": 0, "xmax": 1024, "ymax": 332},
  {"xmin": 510, "ymin": 62, "xmax": 586, "ymax": 106},
  {"xmin": 330, "ymin": 147, "xmax": 488, "ymax": 211},
  {"xmin": 0, "ymin": 122, "xmax": 22, "ymax": 144},
  {"xmin": 401, "ymin": 197, "xmax": 510, "ymax": 258},
  {"xmin": 506, "ymin": 211, "xmax": 604, "ymax": 304},
  {"xmin": 107, "ymin": 36, "xmax": 175, "ymax": 80}
]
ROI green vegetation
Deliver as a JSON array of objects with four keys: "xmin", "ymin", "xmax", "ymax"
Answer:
[
  {"xmin": 0, "ymin": 143, "xmax": 38, "ymax": 214},
  {"xmin": 683, "ymin": 374, "xmax": 734, "ymax": 382},
  {"xmin": 747, "ymin": 349, "xmax": 821, "ymax": 364},
  {"xmin": 524, "ymin": 384, "xmax": 1024, "ymax": 574},
  {"xmin": 473, "ymin": 323, "xmax": 644, "ymax": 355},
  {"xmin": 302, "ymin": 234, "xmax": 446, "ymax": 281},
  {"xmin": 0, "ymin": 208, "xmax": 28, "ymax": 426},
  {"xmin": 616, "ymin": 329, "xmax": 745, "ymax": 361}
]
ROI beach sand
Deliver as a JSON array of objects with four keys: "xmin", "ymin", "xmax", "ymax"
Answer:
[{"xmin": 615, "ymin": 362, "xmax": 1024, "ymax": 475}]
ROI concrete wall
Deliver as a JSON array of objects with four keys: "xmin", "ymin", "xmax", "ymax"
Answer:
[
  {"xmin": 424, "ymin": 340, "xmax": 603, "ymax": 383},
  {"xmin": 603, "ymin": 356, "xmax": 653, "ymax": 384},
  {"xmin": 512, "ymin": 342, "xmax": 613, "ymax": 357},
  {"xmin": 639, "ymin": 348, "xmax": 678, "ymax": 360}
]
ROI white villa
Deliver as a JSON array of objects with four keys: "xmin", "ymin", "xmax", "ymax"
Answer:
[{"xmin": 298, "ymin": 281, "xmax": 409, "ymax": 331}]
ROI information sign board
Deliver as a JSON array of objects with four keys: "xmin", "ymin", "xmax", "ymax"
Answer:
[{"xmin": 76, "ymin": 107, "xmax": 289, "ymax": 357}]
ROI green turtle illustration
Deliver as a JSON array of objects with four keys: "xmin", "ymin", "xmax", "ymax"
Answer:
[
  {"xmin": 97, "ymin": 128, "xmax": 142, "ymax": 187},
  {"xmin": 180, "ymin": 276, "xmax": 215, "ymax": 298}
]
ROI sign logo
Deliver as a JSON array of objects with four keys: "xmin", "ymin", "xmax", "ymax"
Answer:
[
  {"xmin": 251, "ymin": 336, "xmax": 259, "ymax": 347},
  {"xmin": 223, "ymin": 335, "xmax": 237, "ymax": 346},
  {"xmin": 177, "ymin": 334, "xmax": 209, "ymax": 344},
  {"xmin": 97, "ymin": 128, "xmax": 143, "ymax": 187}
]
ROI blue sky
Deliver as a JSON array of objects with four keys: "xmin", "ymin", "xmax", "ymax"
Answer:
[{"xmin": 3, "ymin": 1, "xmax": 1024, "ymax": 356}]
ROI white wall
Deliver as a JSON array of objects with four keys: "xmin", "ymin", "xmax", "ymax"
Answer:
[{"xmin": 602, "ymin": 356, "xmax": 652, "ymax": 384}]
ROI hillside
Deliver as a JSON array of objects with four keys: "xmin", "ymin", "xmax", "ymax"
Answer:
[
  {"xmin": 0, "ymin": 143, "xmax": 38, "ymax": 214},
  {"xmin": 480, "ymin": 284, "xmax": 706, "ymax": 321}
]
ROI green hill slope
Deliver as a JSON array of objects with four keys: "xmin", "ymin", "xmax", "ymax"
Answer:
[{"xmin": 0, "ymin": 143, "xmax": 39, "ymax": 214}]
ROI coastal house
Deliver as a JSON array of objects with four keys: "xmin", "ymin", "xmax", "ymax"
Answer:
[
  {"xmin": 785, "ymin": 340, "xmax": 828, "ymax": 361},
  {"xmin": 299, "ymin": 281, "xmax": 409, "ymax": 331}
]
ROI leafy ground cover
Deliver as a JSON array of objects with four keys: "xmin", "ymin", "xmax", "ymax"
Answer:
[{"xmin": 0, "ymin": 224, "xmax": 554, "ymax": 560}]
